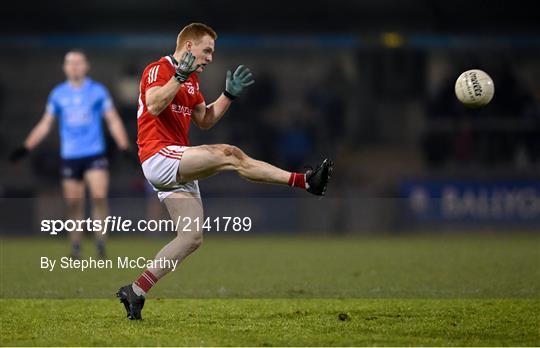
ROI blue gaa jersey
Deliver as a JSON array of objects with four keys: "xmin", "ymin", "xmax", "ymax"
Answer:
[{"xmin": 46, "ymin": 78, "xmax": 113, "ymax": 159}]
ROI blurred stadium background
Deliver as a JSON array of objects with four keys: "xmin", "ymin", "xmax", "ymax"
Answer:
[{"xmin": 0, "ymin": 0, "xmax": 539, "ymax": 234}]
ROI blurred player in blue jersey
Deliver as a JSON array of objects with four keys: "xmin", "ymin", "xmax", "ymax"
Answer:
[{"xmin": 10, "ymin": 49, "xmax": 131, "ymax": 258}]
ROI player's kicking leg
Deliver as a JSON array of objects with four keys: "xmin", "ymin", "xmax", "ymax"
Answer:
[
  {"xmin": 117, "ymin": 144, "xmax": 332, "ymax": 320},
  {"xmin": 177, "ymin": 144, "xmax": 333, "ymax": 195}
]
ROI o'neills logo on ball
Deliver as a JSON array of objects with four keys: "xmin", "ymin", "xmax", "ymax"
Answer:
[{"xmin": 468, "ymin": 72, "xmax": 483, "ymax": 97}]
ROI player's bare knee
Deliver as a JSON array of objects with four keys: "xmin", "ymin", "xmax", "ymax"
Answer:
[{"xmin": 220, "ymin": 144, "xmax": 247, "ymax": 167}]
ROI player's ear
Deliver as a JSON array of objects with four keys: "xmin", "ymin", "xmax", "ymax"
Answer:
[{"xmin": 185, "ymin": 40, "xmax": 193, "ymax": 51}]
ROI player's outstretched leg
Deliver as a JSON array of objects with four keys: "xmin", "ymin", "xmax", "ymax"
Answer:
[
  {"xmin": 117, "ymin": 191, "xmax": 203, "ymax": 320},
  {"xmin": 178, "ymin": 144, "xmax": 334, "ymax": 196}
]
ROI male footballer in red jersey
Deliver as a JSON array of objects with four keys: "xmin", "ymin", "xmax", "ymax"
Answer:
[{"xmin": 117, "ymin": 23, "xmax": 333, "ymax": 320}]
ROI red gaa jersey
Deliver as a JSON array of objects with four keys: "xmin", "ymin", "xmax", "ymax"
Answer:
[{"xmin": 137, "ymin": 56, "xmax": 204, "ymax": 163}]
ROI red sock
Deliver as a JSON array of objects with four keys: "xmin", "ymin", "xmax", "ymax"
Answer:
[
  {"xmin": 288, "ymin": 172, "xmax": 306, "ymax": 189},
  {"xmin": 133, "ymin": 269, "xmax": 158, "ymax": 294}
]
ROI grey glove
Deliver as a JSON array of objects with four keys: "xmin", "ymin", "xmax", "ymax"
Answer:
[
  {"xmin": 224, "ymin": 65, "xmax": 255, "ymax": 100},
  {"xmin": 174, "ymin": 51, "xmax": 200, "ymax": 83}
]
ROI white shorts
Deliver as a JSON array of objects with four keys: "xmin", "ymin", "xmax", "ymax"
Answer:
[{"xmin": 141, "ymin": 145, "xmax": 200, "ymax": 202}]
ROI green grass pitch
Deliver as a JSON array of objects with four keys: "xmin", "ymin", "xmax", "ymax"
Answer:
[{"xmin": 1, "ymin": 234, "xmax": 539, "ymax": 346}]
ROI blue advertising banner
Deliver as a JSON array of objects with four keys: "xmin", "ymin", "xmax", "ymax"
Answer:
[{"xmin": 400, "ymin": 179, "xmax": 540, "ymax": 226}]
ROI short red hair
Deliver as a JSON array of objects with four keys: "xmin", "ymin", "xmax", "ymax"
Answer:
[{"xmin": 176, "ymin": 23, "xmax": 217, "ymax": 51}]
